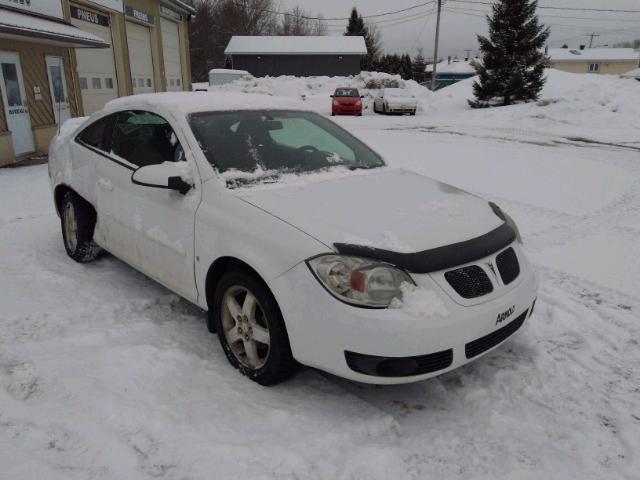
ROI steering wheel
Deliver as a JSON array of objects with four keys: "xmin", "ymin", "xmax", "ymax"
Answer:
[{"xmin": 296, "ymin": 145, "xmax": 318, "ymax": 153}]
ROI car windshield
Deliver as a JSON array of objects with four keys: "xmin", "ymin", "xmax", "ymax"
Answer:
[
  {"xmin": 188, "ymin": 110, "xmax": 385, "ymax": 188},
  {"xmin": 334, "ymin": 88, "xmax": 359, "ymax": 97}
]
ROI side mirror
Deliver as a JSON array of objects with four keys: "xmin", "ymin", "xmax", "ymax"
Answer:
[
  {"xmin": 330, "ymin": 94, "xmax": 334, "ymax": 98},
  {"xmin": 131, "ymin": 162, "xmax": 193, "ymax": 195}
]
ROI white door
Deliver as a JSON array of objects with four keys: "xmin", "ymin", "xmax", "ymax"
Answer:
[
  {"xmin": 126, "ymin": 22, "xmax": 155, "ymax": 94},
  {"xmin": 0, "ymin": 51, "xmax": 35, "ymax": 156},
  {"xmin": 96, "ymin": 110, "xmax": 199, "ymax": 301},
  {"xmin": 71, "ymin": 16, "xmax": 118, "ymax": 115},
  {"xmin": 45, "ymin": 56, "xmax": 71, "ymax": 126},
  {"xmin": 160, "ymin": 18, "xmax": 183, "ymax": 91}
]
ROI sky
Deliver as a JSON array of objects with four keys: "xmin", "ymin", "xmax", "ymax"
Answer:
[{"xmin": 278, "ymin": 0, "xmax": 640, "ymax": 59}]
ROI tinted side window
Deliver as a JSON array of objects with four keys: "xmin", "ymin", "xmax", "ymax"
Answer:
[
  {"xmin": 111, "ymin": 111, "xmax": 181, "ymax": 167},
  {"xmin": 77, "ymin": 115, "xmax": 112, "ymax": 151}
]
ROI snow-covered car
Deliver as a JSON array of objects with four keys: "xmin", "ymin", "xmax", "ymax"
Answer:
[
  {"xmin": 48, "ymin": 92, "xmax": 537, "ymax": 385},
  {"xmin": 373, "ymin": 87, "xmax": 418, "ymax": 115}
]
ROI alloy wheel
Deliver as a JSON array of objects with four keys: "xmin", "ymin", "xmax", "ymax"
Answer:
[
  {"xmin": 221, "ymin": 285, "xmax": 271, "ymax": 369},
  {"xmin": 63, "ymin": 201, "xmax": 78, "ymax": 252}
]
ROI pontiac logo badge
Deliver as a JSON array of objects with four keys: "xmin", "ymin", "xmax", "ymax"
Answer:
[{"xmin": 486, "ymin": 261, "xmax": 498, "ymax": 279}]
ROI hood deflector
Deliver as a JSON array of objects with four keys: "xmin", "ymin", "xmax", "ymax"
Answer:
[{"xmin": 334, "ymin": 223, "xmax": 515, "ymax": 274}]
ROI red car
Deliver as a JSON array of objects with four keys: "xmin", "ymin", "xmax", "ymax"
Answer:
[{"xmin": 331, "ymin": 87, "xmax": 363, "ymax": 116}]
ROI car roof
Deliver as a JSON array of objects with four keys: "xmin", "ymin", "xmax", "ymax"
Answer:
[{"xmin": 102, "ymin": 92, "xmax": 313, "ymax": 117}]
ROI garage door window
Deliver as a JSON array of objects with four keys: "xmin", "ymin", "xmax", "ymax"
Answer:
[{"xmin": 112, "ymin": 111, "xmax": 182, "ymax": 167}]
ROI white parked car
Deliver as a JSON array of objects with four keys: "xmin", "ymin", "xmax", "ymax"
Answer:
[
  {"xmin": 49, "ymin": 93, "xmax": 537, "ymax": 385},
  {"xmin": 373, "ymin": 87, "xmax": 418, "ymax": 115}
]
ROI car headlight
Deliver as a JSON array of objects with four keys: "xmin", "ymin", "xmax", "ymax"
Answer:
[
  {"xmin": 489, "ymin": 202, "xmax": 522, "ymax": 243},
  {"xmin": 306, "ymin": 254, "xmax": 414, "ymax": 308}
]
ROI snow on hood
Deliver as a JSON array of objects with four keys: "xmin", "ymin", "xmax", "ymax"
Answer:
[{"xmin": 236, "ymin": 169, "xmax": 503, "ymax": 253}]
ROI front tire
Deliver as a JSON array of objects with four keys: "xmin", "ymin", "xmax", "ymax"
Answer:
[
  {"xmin": 60, "ymin": 191, "xmax": 101, "ymax": 263},
  {"xmin": 213, "ymin": 269, "xmax": 297, "ymax": 385}
]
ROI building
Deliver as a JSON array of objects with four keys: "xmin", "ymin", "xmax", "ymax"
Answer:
[
  {"xmin": 547, "ymin": 47, "xmax": 640, "ymax": 75},
  {"xmin": 224, "ymin": 36, "xmax": 367, "ymax": 78},
  {"xmin": 426, "ymin": 57, "xmax": 477, "ymax": 90},
  {"xmin": 0, "ymin": 0, "xmax": 195, "ymax": 166}
]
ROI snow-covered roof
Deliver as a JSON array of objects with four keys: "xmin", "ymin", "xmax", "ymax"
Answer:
[
  {"xmin": 104, "ymin": 92, "xmax": 313, "ymax": 117},
  {"xmin": 0, "ymin": 8, "xmax": 108, "ymax": 48},
  {"xmin": 427, "ymin": 59, "xmax": 477, "ymax": 74},
  {"xmin": 225, "ymin": 36, "xmax": 368, "ymax": 55},
  {"xmin": 547, "ymin": 48, "xmax": 640, "ymax": 62},
  {"xmin": 621, "ymin": 67, "xmax": 640, "ymax": 78},
  {"xmin": 209, "ymin": 69, "xmax": 250, "ymax": 75}
]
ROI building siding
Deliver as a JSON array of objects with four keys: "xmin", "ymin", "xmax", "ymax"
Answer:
[
  {"xmin": 231, "ymin": 54, "xmax": 362, "ymax": 77},
  {"xmin": 551, "ymin": 60, "xmax": 639, "ymax": 75}
]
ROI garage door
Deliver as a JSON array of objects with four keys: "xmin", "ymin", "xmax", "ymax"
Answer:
[
  {"xmin": 126, "ymin": 21, "xmax": 155, "ymax": 94},
  {"xmin": 160, "ymin": 18, "xmax": 183, "ymax": 91},
  {"xmin": 71, "ymin": 7, "xmax": 118, "ymax": 115}
]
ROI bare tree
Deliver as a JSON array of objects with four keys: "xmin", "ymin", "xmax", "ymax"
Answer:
[{"xmin": 278, "ymin": 6, "xmax": 327, "ymax": 36}]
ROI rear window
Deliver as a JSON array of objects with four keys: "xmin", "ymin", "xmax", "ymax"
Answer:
[
  {"xmin": 334, "ymin": 88, "xmax": 359, "ymax": 97},
  {"xmin": 76, "ymin": 115, "xmax": 113, "ymax": 151}
]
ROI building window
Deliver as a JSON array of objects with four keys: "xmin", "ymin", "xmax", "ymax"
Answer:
[
  {"xmin": 146, "ymin": 78, "xmax": 152, "ymax": 87},
  {"xmin": 138, "ymin": 78, "xmax": 145, "ymax": 88},
  {"xmin": 170, "ymin": 78, "xmax": 175, "ymax": 87},
  {"xmin": 105, "ymin": 78, "xmax": 114, "ymax": 89},
  {"xmin": 92, "ymin": 77, "xmax": 102, "ymax": 89},
  {"xmin": 177, "ymin": 78, "xmax": 181, "ymax": 87},
  {"xmin": 79, "ymin": 77, "xmax": 88, "ymax": 90},
  {"xmin": 589, "ymin": 63, "xmax": 599, "ymax": 72}
]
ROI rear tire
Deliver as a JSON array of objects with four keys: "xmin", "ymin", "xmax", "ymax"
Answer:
[
  {"xmin": 213, "ymin": 268, "xmax": 298, "ymax": 385},
  {"xmin": 60, "ymin": 191, "xmax": 101, "ymax": 263}
]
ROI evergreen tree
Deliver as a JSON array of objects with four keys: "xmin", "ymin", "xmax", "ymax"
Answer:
[
  {"xmin": 400, "ymin": 54, "xmax": 413, "ymax": 80},
  {"xmin": 344, "ymin": 7, "xmax": 381, "ymax": 70},
  {"xmin": 412, "ymin": 49, "xmax": 428, "ymax": 83},
  {"xmin": 470, "ymin": 0, "xmax": 550, "ymax": 108}
]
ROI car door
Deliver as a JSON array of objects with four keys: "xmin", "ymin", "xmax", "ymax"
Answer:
[{"xmin": 94, "ymin": 110, "xmax": 200, "ymax": 302}]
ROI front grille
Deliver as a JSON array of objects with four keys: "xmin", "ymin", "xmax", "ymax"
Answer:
[
  {"xmin": 345, "ymin": 349, "xmax": 453, "ymax": 377},
  {"xmin": 445, "ymin": 266, "xmax": 493, "ymax": 298},
  {"xmin": 496, "ymin": 247, "xmax": 520, "ymax": 285},
  {"xmin": 465, "ymin": 310, "xmax": 528, "ymax": 359}
]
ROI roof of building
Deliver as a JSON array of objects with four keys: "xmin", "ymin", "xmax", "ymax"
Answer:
[
  {"xmin": 0, "ymin": 8, "xmax": 108, "ymax": 48},
  {"xmin": 427, "ymin": 59, "xmax": 477, "ymax": 74},
  {"xmin": 621, "ymin": 67, "xmax": 640, "ymax": 78},
  {"xmin": 224, "ymin": 36, "xmax": 368, "ymax": 55},
  {"xmin": 547, "ymin": 48, "xmax": 640, "ymax": 62},
  {"xmin": 209, "ymin": 69, "xmax": 250, "ymax": 75}
]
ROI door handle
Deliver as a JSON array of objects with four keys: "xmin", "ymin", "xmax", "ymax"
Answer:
[{"xmin": 97, "ymin": 178, "xmax": 113, "ymax": 192}]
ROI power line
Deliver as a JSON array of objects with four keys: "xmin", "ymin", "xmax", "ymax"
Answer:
[
  {"xmin": 448, "ymin": 0, "xmax": 640, "ymax": 14},
  {"xmin": 442, "ymin": 4, "xmax": 640, "ymax": 22}
]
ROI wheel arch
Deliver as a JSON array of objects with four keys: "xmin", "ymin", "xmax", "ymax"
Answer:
[{"xmin": 53, "ymin": 184, "xmax": 97, "ymax": 219}]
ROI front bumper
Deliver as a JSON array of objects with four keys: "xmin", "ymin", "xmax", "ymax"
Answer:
[
  {"xmin": 333, "ymin": 105, "xmax": 362, "ymax": 114},
  {"xmin": 270, "ymin": 244, "xmax": 538, "ymax": 384},
  {"xmin": 386, "ymin": 104, "xmax": 417, "ymax": 113}
]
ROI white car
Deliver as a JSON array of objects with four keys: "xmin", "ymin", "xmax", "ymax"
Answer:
[
  {"xmin": 49, "ymin": 93, "xmax": 537, "ymax": 385},
  {"xmin": 373, "ymin": 87, "xmax": 418, "ymax": 115}
]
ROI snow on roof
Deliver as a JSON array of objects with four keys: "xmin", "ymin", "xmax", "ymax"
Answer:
[
  {"xmin": 621, "ymin": 67, "xmax": 640, "ymax": 78},
  {"xmin": 209, "ymin": 69, "xmax": 250, "ymax": 75},
  {"xmin": 104, "ymin": 92, "xmax": 313, "ymax": 116},
  {"xmin": 0, "ymin": 8, "xmax": 108, "ymax": 48},
  {"xmin": 427, "ymin": 59, "xmax": 477, "ymax": 74},
  {"xmin": 224, "ymin": 36, "xmax": 368, "ymax": 55},
  {"xmin": 547, "ymin": 48, "xmax": 640, "ymax": 62}
]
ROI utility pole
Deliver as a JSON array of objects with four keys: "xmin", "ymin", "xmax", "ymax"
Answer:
[
  {"xmin": 430, "ymin": 0, "xmax": 443, "ymax": 91},
  {"xmin": 587, "ymin": 33, "xmax": 600, "ymax": 48}
]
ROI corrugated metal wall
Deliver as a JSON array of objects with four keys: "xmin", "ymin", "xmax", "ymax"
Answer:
[{"xmin": 0, "ymin": 40, "xmax": 79, "ymax": 130}]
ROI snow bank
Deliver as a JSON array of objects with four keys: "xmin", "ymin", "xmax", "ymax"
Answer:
[
  {"xmin": 429, "ymin": 69, "xmax": 640, "ymax": 144},
  {"xmin": 205, "ymin": 71, "xmax": 433, "ymax": 114}
]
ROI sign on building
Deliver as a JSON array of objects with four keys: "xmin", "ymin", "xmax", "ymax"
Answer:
[{"xmin": 0, "ymin": 0, "xmax": 64, "ymax": 19}]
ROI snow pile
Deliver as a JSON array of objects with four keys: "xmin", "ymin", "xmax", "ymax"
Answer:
[
  {"xmin": 206, "ymin": 71, "xmax": 432, "ymax": 113},
  {"xmin": 429, "ymin": 69, "xmax": 640, "ymax": 143}
]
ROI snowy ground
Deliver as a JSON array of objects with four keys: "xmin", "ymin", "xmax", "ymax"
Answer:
[{"xmin": 1, "ymin": 71, "xmax": 640, "ymax": 479}]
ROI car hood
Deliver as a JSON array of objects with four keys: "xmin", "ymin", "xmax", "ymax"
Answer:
[{"xmin": 235, "ymin": 169, "xmax": 503, "ymax": 253}]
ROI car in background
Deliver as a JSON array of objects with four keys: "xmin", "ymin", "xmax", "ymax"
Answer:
[
  {"xmin": 331, "ymin": 87, "xmax": 364, "ymax": 116},
  {"xmin": 49, "ymin": 92, "xmax": 537, "ymax": 386},
  {"xmin": 208, "ymin": 68, "xmax": 251, "ymax": 86},
  {"xmin": 373, "ymin": 88, "xmax": 417, "ymax": 115}
]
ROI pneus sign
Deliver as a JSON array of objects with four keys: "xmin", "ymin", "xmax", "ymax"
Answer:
[
  {"xmin": 125, "ymin": 5, "xmax": 155, "ymax": 24},
  {"xmin": 71, "ymin": 6, "xmax": 110, "ymax": 27}
]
